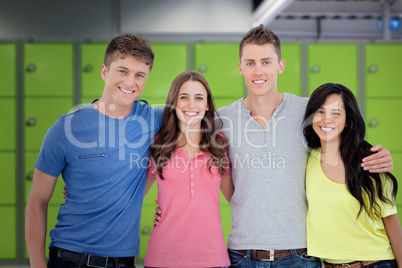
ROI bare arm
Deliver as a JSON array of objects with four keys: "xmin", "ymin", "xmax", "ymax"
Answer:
[
  {"xmin": 361, "ymin": 145, "xmax": 393, "ymax": 173},
  {"xmin": 25, "ymin": 168, "xmax": 58, "ymax": 268},
  {"xmin": 383, "ymin": 213, "xmax": 402, "ymax": 267},
  {"xmin": 145, "ymin": 176, "xmax": 156, "ymax": 196},
  {"xmin": 220, "ymin": 173, "xmax": 234, "ymax": 204}
]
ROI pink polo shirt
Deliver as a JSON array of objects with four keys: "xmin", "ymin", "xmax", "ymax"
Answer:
[{"xmin": 143, "ymin": 148, "xmax": 230, "ymax": 268}]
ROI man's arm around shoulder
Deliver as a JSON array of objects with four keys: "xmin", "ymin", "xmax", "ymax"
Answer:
[{"xmin": 25, "ymin": 168, "xmax": 58, "ymax": 268}]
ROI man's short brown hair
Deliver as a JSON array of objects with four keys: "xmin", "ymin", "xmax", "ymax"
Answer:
[
  {"xmin": 104, "ymin": 33, "xmax": 155, "ymax": 70},
  {"xmin": 239, "ymin": 24, "xmax": 282, "ymax": 62}
]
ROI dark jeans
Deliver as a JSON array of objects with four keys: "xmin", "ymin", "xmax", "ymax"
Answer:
[{"xmin": 325, "ymin": 260, "xmax": 397, "ymax": 268}]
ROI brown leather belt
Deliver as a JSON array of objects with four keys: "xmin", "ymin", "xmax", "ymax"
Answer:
[
  {"xmin": 235, "ymin": 248, "xmax": 307, "ymax": 261},
  {"xmin": 324, "ymin": 261, "xmax": 379, "ymax": 268}
]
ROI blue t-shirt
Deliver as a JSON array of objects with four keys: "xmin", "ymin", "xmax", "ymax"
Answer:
[{"xmin": 35, "ymin": 100, "xmax": 163, "ymax": 257}]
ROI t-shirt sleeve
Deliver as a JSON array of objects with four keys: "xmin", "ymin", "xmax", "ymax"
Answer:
[
  {"xmin": 35, "ymin": 120, "xmax": 67, "ymax": 178},
  {"xmin": 379, "ymin": 174, "xmax": 398, "ymax": 217}
]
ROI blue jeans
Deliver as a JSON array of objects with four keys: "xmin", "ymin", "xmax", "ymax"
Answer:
[{"xmin": 228, "ymin": 249, "xmax": 322, "ymax": 268}]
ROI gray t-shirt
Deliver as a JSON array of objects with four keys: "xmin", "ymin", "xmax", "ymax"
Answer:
[{"xmin": 217, "ymin": 93, "xmax": 309, "ymax": 250}]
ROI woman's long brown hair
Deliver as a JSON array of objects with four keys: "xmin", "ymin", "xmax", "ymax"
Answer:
[{"xmin": 150, "ymin": 71, "xmax": 229, "ymax": 180}]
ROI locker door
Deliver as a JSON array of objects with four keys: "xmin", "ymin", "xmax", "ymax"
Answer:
[
  {"xmin": 0, "ymin": 99, "xmax": 16, "ymax": 150},
  {"xmin": 214, "ymin": 98, "xmax": 242, "ymax": 109},
  {"xmin": 194, "ymin": 43, "xmax": 245, "ymax": 98},
  {"xmin": 365, "ymin": 44, "xmax": 402, "ymax": 98},
  {"xmin": 366, "ymin": 99, "xmax": 402, "ymax": 151},
  {"xmin": 0, "ymin": 43, "xmax": 17, "ymax": 97},
  {"xmin": 24, "ymin": 98, "xmax": 74, "ymax": 151},
  {"xmin": 391, "ymin": 153, "xmax": 402, "ymax": 208},
  {"xmin": 220, "ymin": 205, "xmax": 232, "ymax": 246},
  {"xmin": 308, "ymin": 44, "xmax": 359, "ymax": 98},
  {"xmin": 24, "ymin": 43, "xmax": 74, "ymax": 97},
  {"xmin": 143, "ymin": 44, "xmax": 188, "ymax": 99},
  {"xmin": 138, "ymin": 205, "xmax": 155, "ymax": 260},
  {"xmin": 81, "ymin": 43, "xmax": 108, "ymax": 98},
  {"xmin": 278, "ymin": 43, "xmax": 302, "ymax": 96},
  {"xmin": 0, "ymin": 152, "xmax": 16, "ymax": 205},
  {"xmin": 0, "ymin": 207, "xmax": 16, "ymax": 259}
]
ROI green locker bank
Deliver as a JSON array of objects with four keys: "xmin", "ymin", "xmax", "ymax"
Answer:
[{"xmin": 1, "ymin": 41, "xmax": 401, "ymax": 263}]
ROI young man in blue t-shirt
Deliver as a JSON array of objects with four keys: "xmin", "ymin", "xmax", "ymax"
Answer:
[{"xmin": 25, "ymin": 34, "xmax": 163, "ymax": 268}]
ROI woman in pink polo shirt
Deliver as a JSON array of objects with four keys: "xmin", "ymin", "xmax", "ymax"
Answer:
[{"xmin": 143, "ymin": 71, "xmax": 233, "ymax": 268}]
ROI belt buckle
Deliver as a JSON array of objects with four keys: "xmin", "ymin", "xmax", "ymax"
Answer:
[
  {"xmin": 341, "ymin": 264, "xmax": 351, "ymax": 268},
  {"xmin": 87, "ymin": 254, "xmax": 108, "ymax": 268},
  {"xmin": 261, "ymin": 249, "xmax": 275, "ymax": 261}
]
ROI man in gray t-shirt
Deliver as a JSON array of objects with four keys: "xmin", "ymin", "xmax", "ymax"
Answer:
[{"xmin": 217, "ymin": 24, "xmax": 393, "ymax": 268}]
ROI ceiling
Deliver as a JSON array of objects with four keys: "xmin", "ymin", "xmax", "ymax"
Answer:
[{"xmin": 254, "ymin": 0, "xmax": 402, "ymax": 39}]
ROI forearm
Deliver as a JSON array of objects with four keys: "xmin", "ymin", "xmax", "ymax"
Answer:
[
  {"xmin": 25, "ymin": 201, "xmax": 49, "ymax": 268},
  {"xmin": 220, "ymin": 174, "xmax": 234, "ymax": 204},
  {"xmin": 383, "ymin": 214, "xmax": 402, "ymax": 267}
]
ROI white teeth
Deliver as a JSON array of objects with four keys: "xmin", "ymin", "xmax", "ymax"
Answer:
[
  {"xmin": 184, "ymin": 112, "xmax": 197, "ymax": 116},
  {"xmin": 254, "ymin": 80, "xmax": 265, "ymax": 84},
  {"xmin": 120, "ymin": 88, "xmax": 134, "ymax": 93},
  {"xmin": 321, "ymin": 127, "xmax": 334, "ymax": 131}
]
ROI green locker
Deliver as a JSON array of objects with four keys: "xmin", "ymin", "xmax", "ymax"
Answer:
[
  {"xmin": 278, "ymin": 43, "xmax": 302, "ymax": 96},
  {"xmin": 143, "ymin": 182, "xmax": 158, "ymax": 206},
  {"xmin": 0, "ymin": 98, "xmax": 16, "ymax": 150},
  {"xmin": 194, "ymin": 43, "xmax": 245, "ymax": 98},
  {"xmin": 214, "ymin": 98, "xmax": 241, "ymax": 109},
  {"xmin": 0, "ymin": 152, "xmax": 16, "ymax": 205},
  {"xmin": 365, "ymin": 99, "xmax": 402, "ymax": 151},
  {"xmin": 365, "ymin": 44, "xmax": 402, "ymax": 98},
  {"xmin": 0, "ymin": 43, "xmax": 17, "ymax": 97},
  {"xmin": 24, "ymin": 151, "xmax": 66, "ymax": 205},
  {"xmin": 81, "ymin": 43, "xmax": 108, "ymax": 98},
  {"xmin": 24, "ymin": 98, "xmax": 74, "ymax": 151},
  {"xmin": 0, "ymin": 206, "xmax": 17, "ymax": 259},
  {"xmin": 144, "ymin": 43, "xmax": 188, "ymax": 98},
  {"xmin": 391, "ymin": 153, "xmax": 402, "ymax": 207},
  {"xmin": 138, "ymin": 98, "xmax": 168, "ymax": 109},
  {"xmin": 24, "ymin": 43, "xmax": 74, "ymax": 97},
  {"xmin": 138, "ymin": 205, "xmax": 155, "ymax": 260},
  {"xmin": 220, "ymin": 205, "xmax": 232, "ymax": 246},
  {"xmin": 307, "ymin": 43, "xmax": 359, "ymax": 98}
]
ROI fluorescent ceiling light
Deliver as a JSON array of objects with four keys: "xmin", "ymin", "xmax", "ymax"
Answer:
[{"xmin": 253, "ymin": 0, "xmax": 295, "ymax": 26}]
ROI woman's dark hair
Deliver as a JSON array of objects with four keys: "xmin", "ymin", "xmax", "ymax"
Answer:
[
  {"xmin": 150, "ymin": 71, "xmax": 229, "ymax": 180},
  {"xmin": 303, "ymin": 83, "xmax": 397, "ymax": 219}
]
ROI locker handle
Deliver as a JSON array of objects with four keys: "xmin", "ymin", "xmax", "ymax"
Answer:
[
  {"xmin": 27, "ymin": 172, "xmax": 34, "ymax": 181},
  {"xmin": 311, "ymin": 65, "xmax": 320, "ymax": 73},
  {"xmin": 83, "ymin": 64, "xmax": 94, "ymax": 73},
  {"xmin": 198, "ymin": 65, "xmax": 207, "ymax": 73},
  {"xmin": 141, "ymin": 226, "xmax": 152, "ymax": 235},
  {"xmin": 26, "ymin": 117, "xmax": 37, "ymax": 127},
  {"xmin": 369, "ymin": 119, "xmax": 378, "ymax": 127},
  {"xmin": 26, "ymin": 64, "xmax": 36, "ymax": 72},
  {"xmin": 368, "ymin": 65, "xmax": 378, "ymax": 73}
]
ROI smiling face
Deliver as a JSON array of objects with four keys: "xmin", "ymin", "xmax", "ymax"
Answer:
[
  {"xmin": 99, "ymin": 54, "xmax": 150, "ymax": 116},
  {"xmin": 175, "ymin": 80, "xmax": 209, "ymax": 130},
  {"xmin": 238, "ymin": 43, "xmax": 285, "ymax": 98},
  {"xmin": 312, "ymin": 93, "xmax": 347, "ymax": 147}
]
